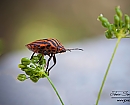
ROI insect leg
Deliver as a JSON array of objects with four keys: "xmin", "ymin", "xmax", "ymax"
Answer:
[
  {"xmin": 47, "ymin": 54, "xmax": 56, "ymax": 75},
  {"xmin": 46, "ymin": 54, "xmax": 53, "ymax": 72},
  {"xmin": 30, "ymin": 52, "xmax": 35, "ymax": 60}
]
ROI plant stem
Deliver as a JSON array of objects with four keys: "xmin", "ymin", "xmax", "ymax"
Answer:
[
  {"xmin": 95, "ymin": 36, "xmax": 122, "ymax": 105},
  {"xmin": 43, "ymin": 72, "xmax": 64, "ymax": 105}
]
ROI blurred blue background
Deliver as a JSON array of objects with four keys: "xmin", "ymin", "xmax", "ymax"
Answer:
[{"xmin": 0, "ymin": 0, "xmax": 130, "ymax": 105}]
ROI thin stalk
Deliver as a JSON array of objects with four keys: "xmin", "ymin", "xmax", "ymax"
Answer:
[
  {"xmin": 43, "ymin": 72, "xmax": 64, "ymax": 105},
  {"xmin": 96, "ymin": 36, "xmax": 122, "ymax": 105}
]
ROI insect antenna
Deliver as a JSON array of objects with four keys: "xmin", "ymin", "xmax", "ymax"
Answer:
[{"xmin": 66, "ymin": 48, "xmax": 83, "ymax": 52}]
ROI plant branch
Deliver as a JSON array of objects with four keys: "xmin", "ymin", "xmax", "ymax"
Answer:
[
  {"xmin": 95, "ymin": 36, "xmax": 122, "ymax": 105},
  {"xmin": 43, "ymin": 72, "xmax": 64, "ymax": 105}
]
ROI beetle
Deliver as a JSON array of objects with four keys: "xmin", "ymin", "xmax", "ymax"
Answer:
[{"xmin": 26, "ymin": 38, "xmax": 83, "ymax": 75}]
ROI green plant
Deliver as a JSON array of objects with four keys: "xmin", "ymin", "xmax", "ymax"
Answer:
[
  {"xmin": 96, "ymin": 6, "xmax": 130, "ymax": 105},
  {"xmin": 17, "ymin": 54, "xmax": 64, "ymax": 105}
]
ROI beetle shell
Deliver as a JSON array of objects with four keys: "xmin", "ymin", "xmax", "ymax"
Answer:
[{"xmin": 26, "ymin": 38, "xmax": 66, "ymax": 55}]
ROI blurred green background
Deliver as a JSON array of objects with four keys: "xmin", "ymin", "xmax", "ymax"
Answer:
[{"xmin": 0, "ymin": 0, "xmax": 130, "ymax": 54}]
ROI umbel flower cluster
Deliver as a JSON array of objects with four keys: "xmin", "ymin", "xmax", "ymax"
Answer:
[
  {"xmin": 17, "ymin": 54, "xmax": 47, "ymax": 82},
  {"xmin": 98, "ymin": 6, "xmax": 130, "ymax": 39},
  {"xmin": 96, "ymin": 6, "xmax": 130, "ymax": 105}
]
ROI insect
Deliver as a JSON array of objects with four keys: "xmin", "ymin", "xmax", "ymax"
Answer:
[{"xmin": 26, "ymin": 38, "xmax": 83, "ymax": 75}]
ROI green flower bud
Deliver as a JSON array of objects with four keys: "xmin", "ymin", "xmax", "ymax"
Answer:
[
  {"xmin": 110, "ymin": 24, "xmax": 116, "ymax": 32},
  {"xmin": 108, "ymin": 24, "xmax": 113, "ymax": 32},
  {"xmin": 114, "ymin": 15, "xmax": 120, "ymax": 27},
  {"xmin": 98, "ymin": 15, "xmax": 110, "ymax": 27},
  {"xmin": 126, "ymin": 24, "xmax": 130, "ymax": 29},
  {"xmin": 115, "ymin": 6, "xmax": 122, "ymax": 18},
  {"xmin": 98, "ymin": 16, "xmax": 110, "ymax": 28},
  {"xmin": 25, "ymin": 71, "xmax": 33, "ymax": 76},
  {"xmin": 101, "ymin": 22, "xmax": 108, "ymax": 28},
  {"xmin": 18, "ymin": 64, "xmax": 26, "ymax": 69},
  {"xmin": 125, "ymin": 14, "xmax": 130, "ymax": 25},
  {"xmin": 21, "ymin": 68, "xmax": 28, "ymax": 71},
  {"xmin": 21, "ymin": 57, "xmax": 31, "ymax": 65},
  {"xmin": 30, "ymin": 76, "xmax": 39, "ymax": 83},
  {"xmin": 98, "ymin": 15, "xmax": 107, "ymax": 22},
  {"xmin": 21, "ymin": 57, "xmax": 31, "ymax": 62},
  {"xmin": 17, "ymin": 74, "xmax": 27, "ymax": 81},
  {"xmin": 105, "ymin": 30, "xmax": 113, "ymax": 39}
]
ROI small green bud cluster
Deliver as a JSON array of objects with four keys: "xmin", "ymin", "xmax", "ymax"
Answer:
[
  {"xmin": 98, "ymin": 6, "xmax": 130, "ymax": 39},
  {"xmin": 17, "ymin": 54, "xmax": 47, "ymax": 83}
]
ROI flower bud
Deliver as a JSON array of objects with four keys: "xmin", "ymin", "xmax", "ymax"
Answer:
[
  {"xmin": 102, "ymin": 22, "xmax": 108, "ymax": 28},
  {"xmin": 98, "ymin": 15, "xmax": 110, "ymax": 28},
  {"xmin": 30, "ymin": 76, "xmax": 39, "ymax": 83},
  {"xmin": 21, "ymin": 57, "xmax": 31, "ymax": 65},
  {"xmin": 17, "ymin": 74, "xmax": 27, "ymax": 81},
  {"xmin": 22, "ymin": 68, "xmax": 28, "ymax": 71},
  {"xmin": 115, "ymin": 6, "xmax": 122, "ymax": 18},
  {"xmin": 105, "ymin": 30, "xmax": 113, "ymax": 39},
  {"xmin": 125, "ymin": 14, "xmax": 130, "ymax": 26},
  {"xmin": 25, "ymin": 71, "xmax": 33, "ymax": 76},
  {"xmin": 108, "ymin": 24, "xmax": 113, "ymax": 32},
  {"xmin": 126, "ymin": 24, "xmax": 130, "ymax": 29},
  {"xmin": 114, "ymin": 15, "xmax": 120, "ymax": 27},
  {"xmin": 18, "ymin": 64, "xmax": 26, "ymax": 69}
]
